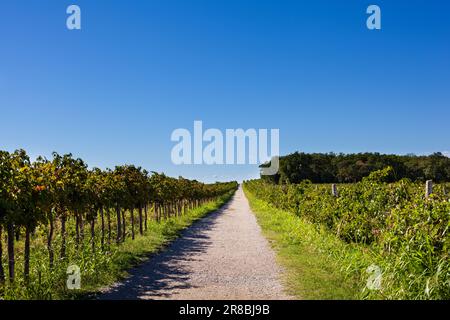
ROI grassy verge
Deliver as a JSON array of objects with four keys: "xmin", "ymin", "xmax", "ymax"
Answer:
[
  {"xmin": 1, "ymin": 191, "xmax": 235, "ymax": 300},
  {"xmin": 244, "ymin": 186, "xmax": 378, "ymax": 300}
]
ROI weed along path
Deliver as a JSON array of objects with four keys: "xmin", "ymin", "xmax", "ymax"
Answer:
[{"xmin": 99, "ymin": 186, "xmax": 292, "ymax": 300}]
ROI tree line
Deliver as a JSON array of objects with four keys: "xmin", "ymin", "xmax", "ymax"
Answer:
[
  {"xmin": 0, "ymin": 149, "xmax": 237, "ymax": 284},
  {"xmin": 261, "ymin": 152, "xmax": 450, "ymax": 184}
]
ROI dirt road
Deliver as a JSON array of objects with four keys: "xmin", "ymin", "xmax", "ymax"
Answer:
[{"xmin": 99, "ymin": 186, "xmax": 292, "ymax": 300}]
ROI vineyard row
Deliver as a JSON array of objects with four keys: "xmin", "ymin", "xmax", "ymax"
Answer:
[
  {"xmin": 0, "ymin": 149, "xmax": 238, "ymax": 287},
  {"xmin": 244, "ymin": 167, "xmax": 449, "ymax": 299}
]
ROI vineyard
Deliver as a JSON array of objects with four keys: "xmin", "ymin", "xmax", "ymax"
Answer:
[
  {"xmin": 0, "ymin": 149, "xmax": 237, "ymax": 299},
  {"xmin": 244, "ymin": 167, "xmax": 449, "ymax": 299}
]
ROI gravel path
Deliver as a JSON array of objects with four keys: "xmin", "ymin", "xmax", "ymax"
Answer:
[{"xmin": 99, "ymin": 186, "xmax": 292, "ymax": 300}]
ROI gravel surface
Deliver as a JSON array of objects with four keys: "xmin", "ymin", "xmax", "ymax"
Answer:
[{"xmin": 99, "ymin": 186, "xmax": 293, "ymax": 300}]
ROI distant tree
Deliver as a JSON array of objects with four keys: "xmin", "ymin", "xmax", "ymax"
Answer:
[{"xmin": 261, "ymin": 152, "xmax": 450, "ymax": 184}]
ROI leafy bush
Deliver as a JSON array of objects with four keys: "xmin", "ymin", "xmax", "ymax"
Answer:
[{"xmin": 244, "ymin": 168, "xmax": 449, "ymax": 299}]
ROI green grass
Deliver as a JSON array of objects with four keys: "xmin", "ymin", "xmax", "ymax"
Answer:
[
  {"xmin": 0, "ymin": 191, "xmax": 235, "ymax": 300},
  {"xmin": 244, "ymin": 187, "xmax": 378, "ymax": 300}
]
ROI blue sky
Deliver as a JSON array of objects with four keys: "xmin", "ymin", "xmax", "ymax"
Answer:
[{"xmin": 1, "ymin": 0, "xmax": 449, "ymax": 182}]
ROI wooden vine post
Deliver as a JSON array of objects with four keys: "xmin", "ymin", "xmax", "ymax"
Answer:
[
  {"xmin": 425, "ymin": 180, "xmax": 433, "ymax": 198},
  {"xmin": 331, "ymin": 184, "xmax": 338, "ymax": 197}
]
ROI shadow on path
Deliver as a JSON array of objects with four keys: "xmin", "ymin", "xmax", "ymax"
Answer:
[{"xmin": 99, "ymin": 198, "xmax": 234, "ymax": 300}]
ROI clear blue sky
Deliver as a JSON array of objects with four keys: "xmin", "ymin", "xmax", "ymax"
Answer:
[{"xmin": 1, "ymin": 0, "xmax": 449, "ymax": 182}]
